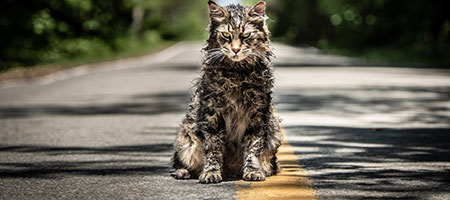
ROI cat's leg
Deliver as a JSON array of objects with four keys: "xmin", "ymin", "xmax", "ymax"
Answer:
[
  {"xmin": 242, "ymin": 132, "xmax": 266, "ymax": 181},
  {"xmin": 199, "ymin": 132, "xmax": 225, "ymax": 183},
  {"xmin": 259, "ymin": 116, "xmax": 283, "ymax": 176},
  {"xmin": 172, "ymin": 122, "xmax": 204, "ymax": 179},
  {"xmin": 198, "ymin": 111, "xmax": 225, "ymax": 184},
  {"xmin": 243, "ymin": 110, "xmax": 282, "ymax": 181}
]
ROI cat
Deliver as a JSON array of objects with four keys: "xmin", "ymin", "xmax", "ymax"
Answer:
[{"xmin": 171, "ymin": 0, "xmax": 282, "ymax": 184}]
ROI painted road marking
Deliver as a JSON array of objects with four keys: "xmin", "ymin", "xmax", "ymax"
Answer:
[{"xmin": 235, "ymin": 129, "xmax": 317, "ymax": 200}]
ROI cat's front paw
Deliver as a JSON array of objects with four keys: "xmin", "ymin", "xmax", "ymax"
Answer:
[
  {"xmin": 199, "ymin": 171, "xmax": 222, "ymax": 184},
  {"xmin": 172, "ymin": 169, "xmax": 191, "ymax": 179},
  {"xmin": 243, "ymin": 170, "xmax": 266, "ymax": 181}
]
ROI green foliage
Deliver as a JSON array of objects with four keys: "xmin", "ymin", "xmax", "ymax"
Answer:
[
  {"xmin": 1, "ymin": 0, "xmax": 449, "ymax": 69},
  {"xmin": 0, "ymin": 0, "xmax": 208, "ymax": 70},
  {"xmin": 268, "ymin": 0, "xmax": 450, "ymax": 67}
]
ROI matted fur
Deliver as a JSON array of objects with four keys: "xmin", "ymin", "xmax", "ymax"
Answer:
[{"xmin": 172, "ymin": 1, "xmax": 282, "ymax": 184}]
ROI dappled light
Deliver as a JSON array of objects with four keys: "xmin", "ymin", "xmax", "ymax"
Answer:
[
  {"xmin": 277, "ymin": 86, "xmax": 450, "ymax": 127},
  {"xmin": 286, "ymin": 126, "xmax": 450, "ymax": 199}
]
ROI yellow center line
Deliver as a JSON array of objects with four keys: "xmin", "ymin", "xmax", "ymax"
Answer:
[{"xmin": 235, "ymin": 129, "xmax": 317, "ymax": 200}]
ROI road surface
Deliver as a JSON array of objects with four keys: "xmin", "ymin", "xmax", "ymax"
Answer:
[{"xmin": 1, "ymin": 42, "xmax": 449, "ymax": 199}]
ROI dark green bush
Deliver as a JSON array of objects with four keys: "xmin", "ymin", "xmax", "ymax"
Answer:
[
  {"xmin": 0, "ymin": 0, "xmax": 207, "ymax": 70},
  {"xmin": 268, "ymin": 0, "xmax": 450, "ymax": 67}
]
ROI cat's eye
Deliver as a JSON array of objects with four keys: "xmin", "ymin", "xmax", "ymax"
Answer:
[
  {"xmin": 242, "ymin": 32, "xmax": 251, "ymax": 38},
  {"xmin": 221, "ymin": 32, "xmax": 231, "ymax": 39}
]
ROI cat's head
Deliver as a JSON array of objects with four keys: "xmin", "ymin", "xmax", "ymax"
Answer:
[{"xmin": 206, "ymin": 1, "xmax": 270, "ymax": 63}]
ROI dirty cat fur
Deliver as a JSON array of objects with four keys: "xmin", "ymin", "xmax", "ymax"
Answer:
[{"xmin": 172, "ymin": 1, "xmax": 282, "ymax": 184}]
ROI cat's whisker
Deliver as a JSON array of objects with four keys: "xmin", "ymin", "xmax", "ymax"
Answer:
[
  {"xmin": 204, "ymin": 50, "xmax": 226, "ymax": 64},
  {"xmin": 208, "ymin": 54, "xmax": 225, "ymax": 64}
]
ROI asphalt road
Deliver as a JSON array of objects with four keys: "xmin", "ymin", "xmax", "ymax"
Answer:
[{"xmin": 1, "ymin": 42, "xmax": 449, "ymax": 199}]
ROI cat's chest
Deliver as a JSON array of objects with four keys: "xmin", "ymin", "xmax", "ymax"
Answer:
[
  {"xmin": 220, "ymin": 79, "xmax": 260, "ymax": 108},
  {"xmin": 203, "ymin": 68, "xmax": 269, "ymax": 111},
  {"xmin": 215, "ymin": 71, "xmax": 265, "ymax": 97}
]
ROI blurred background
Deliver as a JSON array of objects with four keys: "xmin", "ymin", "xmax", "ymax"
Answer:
[{"xmin": 1, "ymin": 0, "xmax": 449, "ymax": 72}]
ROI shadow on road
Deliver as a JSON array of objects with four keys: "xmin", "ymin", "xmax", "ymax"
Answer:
[
  {"xmin": 0, "ymin": 125, "xmax": 241, "ymax": 185},
  {"xmin": 0, "ymin": 142, "xmax": 174, "ymax": 178},
  {"xmin": 0, "ymin": 143, "xmax": 173, "ymax": 154},
  {"xmin": 285, "ymin": 126, "xmax": 450, "ymax": 199},
  {"xmin": 0, "ymin": 92, "xmax": 191, "ymax": 118}
]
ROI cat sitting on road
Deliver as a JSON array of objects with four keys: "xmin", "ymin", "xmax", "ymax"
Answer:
[{"xmin": 172, "ymin": 0, "xmax": 282, "ymax": 184}]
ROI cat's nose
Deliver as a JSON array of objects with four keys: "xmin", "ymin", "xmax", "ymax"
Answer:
[{"xmin": 231, "ymin": 48, "xmax": 241, "ymax": 54}]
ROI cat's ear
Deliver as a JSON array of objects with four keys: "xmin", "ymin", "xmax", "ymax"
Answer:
[
  {"xmin": 248, "ymin": 1, "xmax": 266, "ymax": 17},
  {"xmin": 208, "ymin": 1, "xmax": 226, "ymax": 22}
]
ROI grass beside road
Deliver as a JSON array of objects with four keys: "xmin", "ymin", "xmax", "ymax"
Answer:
[{"xmin": 0, "ymin": 41, "xmax": 173, "ymax": 82}]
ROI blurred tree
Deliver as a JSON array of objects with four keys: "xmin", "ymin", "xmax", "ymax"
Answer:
[
  {"xmin": 0, "ymin": 0, "xmax": 207, "ymax": 70},
  {"xmin": 268, "ymin": 0, "xmax": 326, "ymax": 44},
  {"xmin": 267, "ymin": 0, "xmax": 450, "ymax": 67}
]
